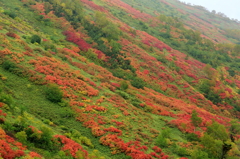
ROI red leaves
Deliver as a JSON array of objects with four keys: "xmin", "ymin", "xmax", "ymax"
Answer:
[
  {"xmin": 63, "ymin": 31, "xmax": 91, "ymax": 51},
  {"xmin": 225, "ymin": 78, "xmax": 233, "ymax": 84},
  {"xmin": 0, "ymin": 140, "xmax": 25, "ymax": 159},
  {"xmin": 137, "ymin": 30, "xmax": 172, "ymax": 52},
  {"xmin": 100, "ymin": 134, "xmax": 161, "ymax": 158},
  {"xmin": 62, "ymin": 48, "xmax": 80, "ymax": 57},
  {"xmin": 94, "ymin": 106, "xmax": 107, "ymax": 112},
  {"xmin": 143, "ymin": 70, "xmax": 149, "ymax": 75},
  {"xmin": 111, "ymin": 82, "xmax": 120, "ymax": 88},
  {"xmin": 28, "ymin": 152, "xmax": 42, "ymax": 158},
  {"xmin": 89, "ymin": 80, "xmax": 97, "ymax": 87},
  {"xmin": 30, "ymin": 2, "xmax": 45, "ymax": 13},
  {"xmin": 6, "ymin": 32, "xmax": 20, "ymax": 39},
  {"xmin": 104, "ymin": 127, "xmax": 122, "ymax": 136},
  {"xmin": 167, "ymin": 84, "xmax": 178, "ymax": 91},
  {"xmin": 152, "ymin": 146, "xmax": 162, "ymax": 153},
  {"xmin": 85, "ymin": 105, "xmax": 107, "ymax": 112},
  {"xmin": 235, "ymin": 80, "xmax": 240, "ymax": 89},
  {"xmin": 45, "ymin": 75, "xmax": 63, "ymax": 85},
  {"xmin": 142, "ymin": 39, "xmax": 151, "ymax": 46},
  {"xmin": 0, "ymin": 129, "xmax": 27, "ymax": 159},
  {"xmin": 219, "ymin": 92, "xmax": 227, "ymax": 99},
  {"xmin": 0, "ymin": 102, "xmax": 4, "ymax": 108},
  {"xmin": 54, "ymin": 135, "xmax": 88, "ymax": 158},
  {"xmin": 0, "ymin": 109, "xmax": 7, "ymax": 123},
  {"xmin": 92, "ymin": 127, "xmax": 106, "ymax": 137},
  {"xmin": 83, "ymin": 119, "xmax": 98, "ymax": 128},
  {"xmin": 94, "ymin": 50, "xmax": 105, "ymax": 59},
  {"xmin": 154, "ymin": 43, "xmax": 171, "ymax": 52},
  {"xmin": 150, "ymin": 146, "xmax": 169, "ymax": 159},
  {"xmin": 139, "ymin": 103, "xmax": 145, "ymax": 107},
  {"xmin": 86, "ymin": 86, "xmax": 99, "ymax": 97}
]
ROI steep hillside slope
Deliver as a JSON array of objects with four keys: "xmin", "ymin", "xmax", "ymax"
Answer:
[{"xmin": 0, "ymin": 0, "xmax": 240, "ymax": 159}]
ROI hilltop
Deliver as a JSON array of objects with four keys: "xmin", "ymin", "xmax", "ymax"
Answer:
[{"xmin": 0, "ymin": 0, "xmax": 240, "ymax": 159}]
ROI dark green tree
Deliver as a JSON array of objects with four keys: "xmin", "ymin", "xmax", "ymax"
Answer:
[{"xmin": 191, "ymin": 110, "xmax": 202, "ymax": 130}]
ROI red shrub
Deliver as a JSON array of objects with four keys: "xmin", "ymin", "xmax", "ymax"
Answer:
[
  {"xmin": 54, "ymin": 135, "xmax": 88, "ymax": 158},
  {"xmin": 63, "ymin": 31, "xmax": 91, "ymax": 51},
  {"xmin": 6, "ymin": 32, "xmax": 20, "ymax": 39}
]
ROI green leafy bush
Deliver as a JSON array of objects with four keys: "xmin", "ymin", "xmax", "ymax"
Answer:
[
  {"xmin": 4, "ymin": 10, "xmax": 17, "ymax": 18},
  {"xmin": 186, "ymin": 133, "xmax": 199, "ymax": 141},
  {"xmin": 191, "ymin": 149, "xmax": 209, "ymax": 159},
  {"xmin": 115, "ymin": 90, "xmax": 130, "ymax": 99},
  {"xmin": 120, "ymin": 81, "xmax": 128, "ymax": 91},
  {"xmin": 156, "ymin": 134, "xmax": 168, "ymax": 148},
  {"xmin": 45, "ymin": 84, "xmax": 63, "ymax": 103},
  {"xmin": 156, "ymin": 128, "xmax": 170, "ymax": 148},
  {"xmin": 174, "ymin": 145, "xmax": 188, "ymax": 157},
  {"xmin": 130, "ymin": 98, "xmax": 142, "ymax": 107},
  {"xmin": 112, "ymin": 69, "xmax": 128, "ymax": 79},
  {"xmin": 25, "ymin": 126, "xmax": 60, "ymax": 151},
  {"xmin": 2, "ymin": 60, "xmax": 17, "ymax": 71},
  {"xmin": 0, "ymin": 92, "xmax": 13, "ymax": 106},
  {"xmin": 15, "ymin": 131, "xmax": 27, "ymax": 144},
  {"xmin": 41, "ymin": 41, "xmax": 57, "ymax": 52},
  {"xmin": 131, "ymin": 77, "xmax": 145, "ymax": 89},
  {"xmin": 31, "ymin": 35, "xmax": 41, "ymax": 44},
  {"xmin": 59, "ymin": 107, "xmax": 74, "ymax": 118}
]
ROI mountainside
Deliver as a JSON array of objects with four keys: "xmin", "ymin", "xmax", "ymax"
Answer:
[{"xmin": 0, "ymin": 0, "xmax": 240, "ymax": 158}]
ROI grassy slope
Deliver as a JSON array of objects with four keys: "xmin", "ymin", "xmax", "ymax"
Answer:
[{"xmin": 0, "ymin": 0, "xmax": 239, "ymax": 159}]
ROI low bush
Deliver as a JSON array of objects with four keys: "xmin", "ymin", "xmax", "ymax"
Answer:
[
  {"xmin": 31, "ymin": 35, "xmax": 41, "ymax": 44},
  {"xmin": 45, "ymin": 84, "xmax": 63, "ymax": 103}
]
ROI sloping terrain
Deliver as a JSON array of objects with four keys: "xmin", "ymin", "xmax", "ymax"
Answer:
[{"xmin": 0, "ymin": 0, "xmax": 240, "ymax": 159}]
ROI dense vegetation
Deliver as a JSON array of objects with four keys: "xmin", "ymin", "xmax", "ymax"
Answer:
[{"xmin": 0, "ymin": 0, "xmax": 240, "ymax": 158}]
